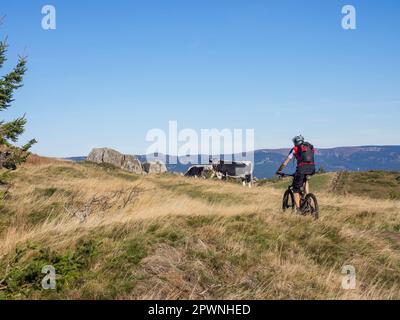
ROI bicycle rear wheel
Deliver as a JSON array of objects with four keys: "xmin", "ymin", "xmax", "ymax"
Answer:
[
  {"xmin": 282, "ymin": 189, "xmax": 295, "ymax": 212},
  {"xmin": 302, "ymin": 193, "xmax": 319, "ymax": 220}
]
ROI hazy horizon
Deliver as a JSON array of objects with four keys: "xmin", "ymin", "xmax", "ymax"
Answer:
[{"xmin": 61, "ymin": 143, "xmax": 400, "ymax": 159}]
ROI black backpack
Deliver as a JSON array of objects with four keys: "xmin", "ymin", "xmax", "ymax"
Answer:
[{"xmin": 298, "ymin": 142, "xmax": 315, "ymax": 163}]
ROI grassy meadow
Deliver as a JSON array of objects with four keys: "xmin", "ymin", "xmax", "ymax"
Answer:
[{"xmin": 0, "ymin": 158, "xmax": 399, "ymax": 299}]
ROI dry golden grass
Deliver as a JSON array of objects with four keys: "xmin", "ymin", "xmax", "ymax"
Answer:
[{"xmin": 0, "ymin": 160, "xmax": 399, "ymax": 300}]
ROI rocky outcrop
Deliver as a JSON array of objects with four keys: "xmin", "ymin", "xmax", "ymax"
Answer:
[
  {"xmin": 122, "ymin": 155, "xmax": 143, "ymax": 174},
  {"xmin": 87, "ymin": 148, "xmax": 143, "ymax": 174},
  {"xmin": 142, "ymin": 161, "xmax": 167, "ymax": 174}
]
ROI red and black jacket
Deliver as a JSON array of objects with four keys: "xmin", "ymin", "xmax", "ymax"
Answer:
[{"xmin": 289, "ymin": 142, "xmax": 315, "ymax": 167}]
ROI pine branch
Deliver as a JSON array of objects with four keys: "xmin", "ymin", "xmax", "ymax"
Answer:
[
  {"xmin": 22, "ymin": 138, "xmax": 37, "ymax": 151},
  {"xmin": 0, "ymin": 116, "xmax": 27, "ymax": 143},
  {"xmin": 0, "ymin": 38, "xmax": 7, "ymax": 69},
  {"xmin": 0, "ymin": 56, "xmax": 27, "ymax": 111},
  {"xmin": 0, "ymin": 22, "xmax": 35, "ymax": 170}
]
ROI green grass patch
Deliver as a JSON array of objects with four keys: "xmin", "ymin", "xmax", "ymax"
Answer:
[
  {"xmin": 0, "ymin": 204, "xmax": 15, "ymax": 235},
  {"xmin": 335, "ymin": 171, "xmax": 400, "ymax": 199},
  {"xmin": 27, "ymin": 204, "xmax": 62, "ymax": 226},
  {"xmin": 258, "ymin": 173, "xmax": 332, "ymax": 193},
  {"xmin": 82, "ymin": 161, "xmax": 140, "ymax": 182},
  {"xmin": 40, "ymin": 166, "xmax": 86, "ymax": 179},
  {"xmin": 35, "ymin": 187, "xmax": 58, "ymax": 198},
  {"xmin": 158, "ymin": 182, "xmax": 244, "ymax": 204}
]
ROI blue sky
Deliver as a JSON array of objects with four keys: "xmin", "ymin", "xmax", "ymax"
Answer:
[{"xmin": 1, "ymin": 0, "xmax": 399, "ymax": 157}]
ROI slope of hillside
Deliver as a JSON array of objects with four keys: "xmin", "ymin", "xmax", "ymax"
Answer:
[
  {"xmin": 0, "ymin": 160, "xmax": 400, "ymax": 299},
  {"xmin": 331, "ymin": 171, "xmax": 400, "ymax": 200}
]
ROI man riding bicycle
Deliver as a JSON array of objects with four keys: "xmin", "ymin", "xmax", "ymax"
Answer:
[{"xmin": 276, "ymin": 135, "xmax": 316, "ymax": 211}]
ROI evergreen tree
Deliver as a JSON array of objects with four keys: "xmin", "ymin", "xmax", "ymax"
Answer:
[{"xmin": 0, "ymin": 34, "xmax": 36, "ymax": 170}]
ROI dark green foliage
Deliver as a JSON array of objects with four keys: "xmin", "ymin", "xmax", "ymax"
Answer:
[
  {"xmin": 0, "ymin": 33, "xmax": 36, "ymax": 172},
  {"xmin": 124, "ymin": 240, "xmax": 148, "ymax": 265},
  {"xmin": 0, "ymin": 240, "xmax": 97, "ymax": 298}
]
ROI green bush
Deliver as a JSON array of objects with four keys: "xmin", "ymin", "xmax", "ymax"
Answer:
[{"xmin": 0, "ymin": 240, "xmax": 97, "ymax": 298}]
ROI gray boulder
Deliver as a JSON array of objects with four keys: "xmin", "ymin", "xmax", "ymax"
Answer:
[
  {"xmin": 142, "ymin": 161, "xmax": 167, "ymax": 174},
  {"xmin": 122, "ymin": 155, "xmax": 143, "ymax": 173},
  {"xmin": 87, "ymin": 148, "xmax": 105, "ymax": 164},
  {"xmin": 102, "ymin": 148, "xmax": 124, "ymax": 167},
  {"xmin": 87, "ymin": 148, "xmax": 143, "ymax": 174}
]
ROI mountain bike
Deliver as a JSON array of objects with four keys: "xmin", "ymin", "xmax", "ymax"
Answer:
[{"xmin": 278, "ymin": 173, "xmax": 319, "ymax": 220}]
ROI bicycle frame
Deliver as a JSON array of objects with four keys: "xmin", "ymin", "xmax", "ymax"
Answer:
[
  {"xmin": 280, "ymin": 172, "xmax": 319, "ymax": 219},
  {"xmin": 278, "ymin": 173, "xmax": 309, "ymax": 198}
]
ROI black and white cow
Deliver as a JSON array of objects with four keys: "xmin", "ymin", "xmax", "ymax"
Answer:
[
  {"xmin": 185, "ymin": 160, "xmax": 253, "ymax": 186},
  {"xmin": 184, "ymin": 165, "xmax": 212, "ymax": 178},
  {"xmin": 211, "ymin": 160, "xmax": 253, "ymax": 186}
]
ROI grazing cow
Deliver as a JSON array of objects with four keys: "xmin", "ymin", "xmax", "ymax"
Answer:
[
  {"xmin": 184, "ymin": 165, "xmax": 213, "ymax": 178},
  {"xmin": 185, "ymin": 160, "xmax": 253, "ymax": 186},
  {"xmin": 211, "ymin": 160, "xmax": 253, "ymax": 186}
]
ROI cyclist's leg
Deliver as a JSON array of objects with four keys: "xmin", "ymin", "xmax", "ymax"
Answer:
[
  {"xmin": 293, "ymin": 192, "xmax": 301, "ymax": 209},
  {"xmin": 292, "ymin": 170, "xmax": 305, "ymax": 209},
  {"xmin": 303, "ymin": 164, "xmax": 315, "ymax": 195},
  {"xmin": 304, "ymin": 177, "xmax": 310, "ymax": 195}
]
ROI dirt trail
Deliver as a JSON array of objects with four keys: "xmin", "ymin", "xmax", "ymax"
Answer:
[{"xmin": 329, "ymin": 171, "xmax": 345, "ymax": 193}]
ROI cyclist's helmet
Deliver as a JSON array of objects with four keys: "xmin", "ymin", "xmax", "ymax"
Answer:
[{"xmin": 292, "ymin": 135, "xmax": 305, "ymax": 146}]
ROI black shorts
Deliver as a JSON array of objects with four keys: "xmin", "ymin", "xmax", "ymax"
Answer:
[{"xmin": 292, "ymin": 164, "xmax": 315, "ymax": 193}]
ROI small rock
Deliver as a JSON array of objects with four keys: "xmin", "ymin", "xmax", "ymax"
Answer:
[{"xmin": 142, "ymin": 161, "xmax": 167, "ymax": 174}]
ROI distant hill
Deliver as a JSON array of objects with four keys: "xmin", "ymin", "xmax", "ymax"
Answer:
[
  {"xmin": 254, "ymin": 145, "xmax": 400, "ymax": 178},
  {"xmin": 66, "ymin": 145, "xmax": 400, "ymax": 179},
  {"xmin": 65, "ymin": 156, "xmax": 86, "ymax": 162}
]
